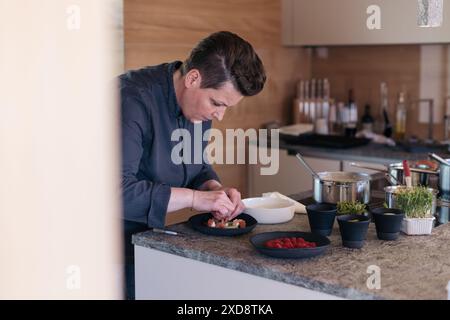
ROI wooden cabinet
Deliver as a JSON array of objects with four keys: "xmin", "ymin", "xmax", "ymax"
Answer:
[{"xmin": 282, "ymin": 0, "xmax": 450, "ymax": 46}]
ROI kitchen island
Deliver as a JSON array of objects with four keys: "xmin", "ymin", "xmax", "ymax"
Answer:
[{"xmin": 132, "ymin": 191, "xmax": 450, "ymax": 300}]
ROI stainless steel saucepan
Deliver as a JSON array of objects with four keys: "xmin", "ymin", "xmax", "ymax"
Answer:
[
  {"xmin": 313, "ymin": 171, "xmax": 371, "ymax": 204},
  {"xmin": 438, "ymin": 160, "xmax": 450, "ymax": 200},
  {"xmin": 429, "ymin": 153, "xmax": 450, "ymax": 200},
  {"xmin": 296, "ymin": 154, "xmax": 371, "ymax": 204},
  {"xmin": 350, "ymin": 162, "xmax": 439, "ymax": 188}
]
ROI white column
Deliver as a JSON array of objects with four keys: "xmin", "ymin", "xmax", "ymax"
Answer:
[{"xmin": 0, "ymin": 0, "xmax": 123, "ymax": 299}]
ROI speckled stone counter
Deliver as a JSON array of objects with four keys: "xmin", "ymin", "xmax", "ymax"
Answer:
[
  {"xmin": 279, "ymin": 140, "xmax": 450, "ymax": 165},
  {"xmin": 133, "ymin": 192, "xmax": 450, "ymax": 300}
]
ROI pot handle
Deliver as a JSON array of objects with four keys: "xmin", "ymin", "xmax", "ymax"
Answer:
[
  {"xmin": 349, "ymin": 162, "xmax": 387, "ymax": 172},
  {"xmin": 385, "ymin": 173, "xmax": 400, "ymax": 186},
  {"xmin": 296, "ymin": 153, "xmax": 321, "ymax": 180},
  {"xmin": 429, "ymin": 153, "xmax": 450, "ymax": 166}
]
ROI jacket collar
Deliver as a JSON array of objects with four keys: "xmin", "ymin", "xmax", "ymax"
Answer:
[{"xmin": 167, "ymin": 61, "xmax": 183, "ymax": 118}]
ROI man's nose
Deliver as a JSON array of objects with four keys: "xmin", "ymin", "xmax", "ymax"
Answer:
[{"xmin": 213, "ymin": 108, "xmax": 226, "ymax": 121}]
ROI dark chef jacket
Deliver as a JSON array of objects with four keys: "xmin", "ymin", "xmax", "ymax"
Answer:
[{"xmin": 119, "ymin": 61, "xmax": 220, "ymax": 228}]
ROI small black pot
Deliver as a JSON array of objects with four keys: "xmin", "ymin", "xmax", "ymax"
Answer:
[
  {"xmin": 337, "ymin": 214, "xmax": 370, "ymax": 249},
  {"xmin": 306, "ymin": 204, "xmax": 337, "ymax": 236},
  {"xmin": 370, "ymin": 208, "xmax": 405, "ymax": 241}
]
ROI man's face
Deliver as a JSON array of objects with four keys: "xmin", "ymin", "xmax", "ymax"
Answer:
[{"xmin": 181, "ymin": 70, "xmax": 243, "ymax": 123}]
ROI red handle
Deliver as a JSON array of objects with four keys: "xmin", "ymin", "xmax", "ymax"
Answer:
[{"xmin": 403, "ymin": 160, "xmax": 411, "ymax": 177}]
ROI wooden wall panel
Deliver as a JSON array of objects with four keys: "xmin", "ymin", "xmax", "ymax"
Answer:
[{"xmin": 124, "ymin": 0, "xmax": 310, "ymax": 224}]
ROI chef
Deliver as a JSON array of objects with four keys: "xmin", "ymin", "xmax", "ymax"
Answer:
[{"xmin": 119, "ymin": 31, "xmax": 266, "ymax": 298}]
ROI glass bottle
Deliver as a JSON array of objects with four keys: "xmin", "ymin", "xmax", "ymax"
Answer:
[
  {"xmin": 380, "ymin": 82, "xmax": 393, "ymax": 137},
  {"xmin": 361, "ymin": 104, "xmax": 374, "ymax": 132},
  {"xmin": 345, "ymin": 89, "xmax": 358, "ymax": 137},
  {"xmin": 292, "ymin": 80, "xmax": 304, "ymax": 123},
  {"xmin": 322, "ymin": 78, "xmax": 330, "ymax": 121},
  {"xmin": 395, "ymin": 91, "xmax": 407, "ymax": 141},
  {"xmin": 310, "ymin": 79, "xmax": 316, "ymax": 122},
  {"xmin": 304, "ymin": 80, "xmax": 310, "ymax": 123}
]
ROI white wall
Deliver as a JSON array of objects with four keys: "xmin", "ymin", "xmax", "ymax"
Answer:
[{"xmin": 0, "ymin": 0, "xmax": 123, "ymax": 299}]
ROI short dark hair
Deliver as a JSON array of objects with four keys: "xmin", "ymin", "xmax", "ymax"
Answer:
[{"xmin": 181, "ymin": 31, "xmax": 266, "ymax": 96}]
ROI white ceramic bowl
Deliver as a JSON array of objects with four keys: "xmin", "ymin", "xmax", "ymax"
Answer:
[{"xmin": 242, "ymin": 197, "xmax": 295, "ymax": 224}]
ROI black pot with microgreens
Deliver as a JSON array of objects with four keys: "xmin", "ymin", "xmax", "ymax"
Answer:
[
  {"xmin": 337, "ymin": 214, "xmax": 370, "ymax": 249},
  {"xmin": 337, "ymin": 201, "xmax": 370, "ymax": 220},
  {"xmin": 306, "ymin": 203, "xmax": 337, "ymax": 236},
  {"xmin": 370, "ymin": 208, "xmax": 405, "ymax": 241}
]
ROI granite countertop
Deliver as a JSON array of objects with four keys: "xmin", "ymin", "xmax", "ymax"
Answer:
[
  {"xmin": 133, "ymin": 192, "xmax": 450, "ymax": 300},
  {"xmin": 279, "ymin": 140, "xmax": 450, "ymax": 165}
]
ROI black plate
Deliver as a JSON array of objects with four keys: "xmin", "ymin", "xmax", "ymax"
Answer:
[
  {"xmin": 250, "ymin": 231, "xmax": 330, "ymax": 259},
  {"xmin": 188, "ymin": 213, "xmax": 257, "ymax": 236}
]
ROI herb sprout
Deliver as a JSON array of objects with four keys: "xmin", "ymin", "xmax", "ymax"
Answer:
[
  {"xmin": 394, "ymin": 186, "xmax": 433, "ymax": 218},
  {"xmin": 337, "ymin": 201, "xmax": 366, "ymax": 215}
]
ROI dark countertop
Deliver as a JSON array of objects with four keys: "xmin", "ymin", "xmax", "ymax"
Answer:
[
  {"xmin": 133, "ymin": 190, "xmax": 450, "ymax": 300},
  {"xmin": 279, "ymin": 140, "xmax": 450, "ymax": 165}
]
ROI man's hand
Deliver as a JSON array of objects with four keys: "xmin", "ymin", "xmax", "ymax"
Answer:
[
  {"xmin": 199, "ymin": 180, "xmax": 245, "ymax": 221},
  {"xmin": 218, "ymin": 187, "xmax": 245, "ymax": 220},
  {"xmin": 191, "ymin": 190, "xmax": 235, "ymax": 219}
]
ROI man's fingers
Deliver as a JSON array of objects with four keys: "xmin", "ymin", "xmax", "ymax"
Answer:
[
  {"xmin": 229, "ymin": 201, "xmax": 245, "ymax": 220},
  {"xmin": 238, "ymin": 201, "xmax": 245, "ymax": 214},
  {"xmin": 219, "ymin": 197, "xmax": 235, "ymax": 212},
  {"xmin": 210, "ymin": 188, "xmax": 244, "ymax": 221},
  {"xmin": 213, "ymin": 201, "xmax": 233, "ymax": 216},
  {"xmin": 228, "ymin": 207, "xmax": 240, "ymax": 220},
  {"xmin": 222, "ymin": 189, "xmax": 242, "ymax": 220},
  {"xmin": 215, "ymin": 201, "xmax": 235, "ymax": 221},
  {"xmin": 213, "ymin": 202, "xmax": 244, "ymax": 221},
  {"xmin": 227, "ymin": 189, "xmax": 240, "ymax": 203},
  {"xmin": 212, "ymin": 210, "xmax": 226, "ymax": 220}
]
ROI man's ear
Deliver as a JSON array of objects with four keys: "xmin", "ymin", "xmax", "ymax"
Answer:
[{"xmin": 185, "ymin": 69, "xmax": 202, "ymax": 88}]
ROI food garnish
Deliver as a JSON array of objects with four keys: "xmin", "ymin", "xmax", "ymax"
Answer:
[
  {"xmin": 337, "ymin": 201, "xmax": 366, "ymax": 215},
  {"xmin": 206, "ymin": 218, "xmax": 246, "ymax": 229}
]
